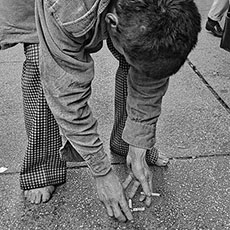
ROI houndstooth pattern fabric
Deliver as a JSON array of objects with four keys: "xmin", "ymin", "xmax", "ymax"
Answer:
[
  {"xmin": 107, "ymin": 38, "xmax": 159, "ymax": 165},
  {"xmin": 20, "ymin": 43, "xmax": 66, "ymax": 190},
  {"xmin": 107, "ymin": 40, "xmax": 130, "ymax": 156}
]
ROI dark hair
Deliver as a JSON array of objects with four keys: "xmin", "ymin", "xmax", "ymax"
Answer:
[{"xmin": 114, "ymin": 0, "xmax": 201, "ymax": 78}]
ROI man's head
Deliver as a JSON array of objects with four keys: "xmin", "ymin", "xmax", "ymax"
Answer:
[{"xmin": 105, "ymin": 0, "xmax": 201, "ymax": 78}]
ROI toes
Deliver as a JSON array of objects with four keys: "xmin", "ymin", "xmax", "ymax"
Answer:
[
  {"xmin": 42, "ymin": 191, "xmax": 51, "ymax": 203},
  {"xmin": 34, "ymin": 192, "xmax": 42, "ymax": 204},
  {"xmin": 155, "ymin": 154, "xmax": 169, "ymax": 166},
  {"xmin": 24, "ymin": 190, "xmax": 33, "ymax": 202},
  {"xmin": 161, "ymin": 154, "xmax": 169, "ymax": 164},
  {"xmin": 30, "ymin": 191, "xmax": 37, "ymax": 204},
  {"xmin": 42, "ymin": 186, "xmax": 55, "ymax": 203},
  {"xmin": 23, "ymin": 186, "xmax": 55, "ymax": 204},
  {"xmin": 47, "ymin": 185, "xmax": 55, "ymax": 194},
  {"xmin": 24, "ymin": 190, "xmax": 29, "ymax": 200}
]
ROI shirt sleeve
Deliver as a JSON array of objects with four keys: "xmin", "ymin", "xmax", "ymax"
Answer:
[
  {"xmin": 35, "ymin": 0, "xmax": 111, "ymax": 176},
  {"xmin": 122, "ymin": 66, "xmax": 170, "ymax": 149}
]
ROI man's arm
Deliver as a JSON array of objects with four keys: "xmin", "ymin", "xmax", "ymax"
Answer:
[
  {"xmin": 123, "ymin": 66, "xmax": 169, "ymax": 149},
  {"xmin": 123, "ymin": 65, "xmax": 170, "ymax": 204},
  {"xmin": 35, "ymin": 0, "xmax": 111, "ymax": 176},
  {"xmin": 35, "ymin": 0, "xmax": 133, "ymax": 221}
]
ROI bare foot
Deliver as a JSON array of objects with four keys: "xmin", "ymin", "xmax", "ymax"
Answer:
[
  {"xmin": 155, "ymin": 152, "xmax": 169, "ymax": 167},
  {"xmin": 24, "ymin": 186, "xmax": 55, "ymax": 204},
  {"xmin": 146, "ymin": 148, "xmax": 169, "ymax": 166}
]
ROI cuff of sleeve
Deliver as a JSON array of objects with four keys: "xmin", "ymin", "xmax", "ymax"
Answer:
[
  {"xmin": 59, "ymin": 139, "xmax": 112, "ymax": 177},
  {"xmin": 122, "ymin": 117, "xmax": 157, "ymax": 149},
  {"xmin": 87, "ymin": 149, "xmax": 112, "ymax": 177}
]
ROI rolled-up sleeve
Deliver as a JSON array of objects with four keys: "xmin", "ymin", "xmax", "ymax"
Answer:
[
  {"xmin": 35, "ymin": 0, "xmax": 111, "ymax": 176},
  {"xmin": 123, "ymin": 66, "xmax": 169, "ymax": 149}
]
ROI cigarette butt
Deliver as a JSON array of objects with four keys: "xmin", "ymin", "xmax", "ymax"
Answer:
[
  {"xmin": 128, "ymin": 199, "xmax": 132, "ymax": 209},
  {"xmin": 140, "ymin": 192, "xmax": 161, "ymax": 197},
  {"xmin": 0, "ymin": 167, "xmax": 7, "ymax": 173},
  {"xmin": 132, "ymin": 207, "xmax": 145, "ymax": 212}
]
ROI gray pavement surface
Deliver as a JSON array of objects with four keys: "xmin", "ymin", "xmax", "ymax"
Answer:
[{"xmin": 0, "ymin": 1, "xmax": 230, "ymax": 229}]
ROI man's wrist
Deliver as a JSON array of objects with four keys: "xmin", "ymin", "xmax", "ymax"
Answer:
[
  {"xmin": 122, "ymin": 118, "xmax": 157, "ymax": 149},
  {"xmin": 88, "ymin": 149, "xmax": 112, "ymax": 177},
  {"xmin": 92, "ymin": 167, "xmax": 113, "ymax": 178},
  {"xmin": 129, "ymin": 145, "xmax": 146, "ymax": 154}
]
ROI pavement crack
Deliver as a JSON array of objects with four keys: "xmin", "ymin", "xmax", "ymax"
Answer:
[
  {"xmin": 170, "ymin": 152, "xmax": 230, "ymax": 161},
  {"xmin": 0, "ymin": 61, "xmax": 22, "ymax": 64},
  {"xmin": 1, "ymin": 153, "xmax": 229, "ymax": 176},
  {"xmin": 186, "ymin": 58, "xmax": 230, "ymax": 114}
]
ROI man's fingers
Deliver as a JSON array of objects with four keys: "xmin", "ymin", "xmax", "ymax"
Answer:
[
  {"xmin": 149, "ymin": 172, "xmax": 153, "ymax": 194},
  {"xmin": 122, "ymin": 174, "xmax": 133, "ymax": 190},
  {"xmin": 145, "ymin": 195, "xmax": 152, "ymax": 207},
  {"xmin": 139, "ymin": 193, "xmax": 146, "ymax": 202},
  {"xmin": 140, "ymin": 172, "xmax": 153, "ymax": 206},
  {"xmin": 128, "ymin": 180, "xmax": 140, "ymax": 199},
  {"xmin": 139, "ymin": 175, "xmax": 151, "ymax": 197},
  {"xmin": 112, "ymin": 203, "xmax": 126, "ymax": 222},
  {"xmin": 119, "ymin": 196, "xmax": 133, "ymax": 221},
  {"xmin": 147, "ymin": 172, "xmax": 153, "ymax": 206},
  {"xmin": 104, "ymin": 202, "xmax": 114, "ymax": 217}
]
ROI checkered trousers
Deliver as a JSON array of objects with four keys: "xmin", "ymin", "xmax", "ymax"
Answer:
[
  {"xmin": 19, "ymin": 43, "xmax": 66, "ymax": 190},
  {"xmin": 107, "ymin": 38, "xmax": 159, "ymax": 164}
]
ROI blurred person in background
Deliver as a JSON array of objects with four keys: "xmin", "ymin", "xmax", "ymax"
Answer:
[{"xmin": 206, "ymin": 0, "xmax": 229, "ymax": 37}]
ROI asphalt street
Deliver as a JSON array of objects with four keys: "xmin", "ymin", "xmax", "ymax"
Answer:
[{"xmin": 0, "ymin": 0, "xmax": 230, "ymax": 229}]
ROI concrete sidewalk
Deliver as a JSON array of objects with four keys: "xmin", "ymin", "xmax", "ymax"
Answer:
[{"xmin": 0, "ymin": 1, "xmax": 230, "ymax": 229}]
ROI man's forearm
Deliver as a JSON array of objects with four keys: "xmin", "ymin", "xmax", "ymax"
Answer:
[
  {"xmin": 123, "ymin": 66, "xmax": 169, "ymax": 148},
  {"xmin": 36, "ymin": 0, "xmax": 111, "ymax": 177}
]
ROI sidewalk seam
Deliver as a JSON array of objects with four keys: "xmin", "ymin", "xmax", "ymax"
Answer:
[
  {"xmin": 0, "ymin": 61, "xmax": 22, "ymax": 64},
  {"xmin": 1, "ymin": 153, "xmax": 229, "ymax": 176},
  {"xmin": 187, "ymin": 58, "xmax": 230, "ymax": 114}
]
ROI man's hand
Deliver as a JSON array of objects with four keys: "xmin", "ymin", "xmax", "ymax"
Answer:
[
  {"xmin": 123, "ymin": 146, "xmax": 153, "ymax": 207},
  {"xmin": 95, "ymin": 170, "xmax": 133, "ymax": 222}
]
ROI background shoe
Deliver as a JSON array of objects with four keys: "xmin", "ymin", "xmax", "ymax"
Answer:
[{"xmin": 205, "ymin": 18, "xmax": 223, "ymax": 37}]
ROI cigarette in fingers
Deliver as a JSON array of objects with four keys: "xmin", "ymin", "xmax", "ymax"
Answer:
[
  {"xmin": 128, "ymin": 199, "xmax": 132, "ymax": 209},
  {"xmin": 140, "ymin": 192, "xmax": 161, "ymax": 197},
  {"xmin": 132, "ymin": 207, "xmax": 145, "ymax": 212}
]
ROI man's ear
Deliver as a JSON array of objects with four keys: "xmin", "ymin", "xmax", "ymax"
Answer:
[{"xmin": 105, "ymin": 13, "xmax": 119, "ymax": 31}]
